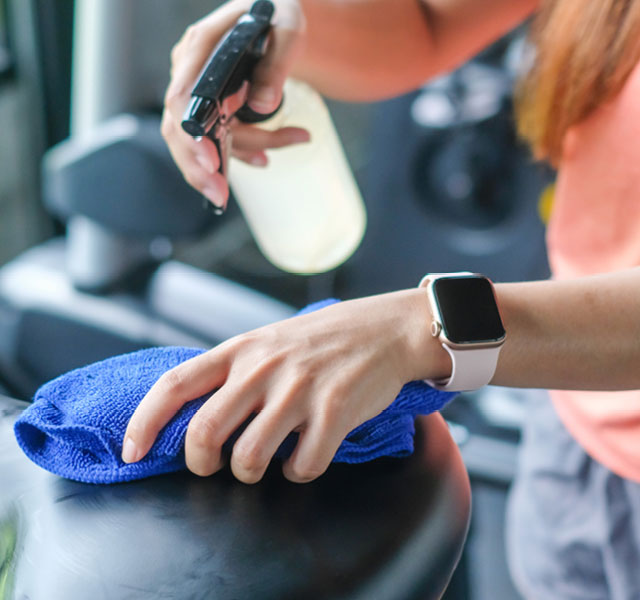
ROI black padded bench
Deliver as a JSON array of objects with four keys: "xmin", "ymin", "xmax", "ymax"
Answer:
[{"xmin": 0, "ymin": 395, "xmax": 470, "ymax": 599}]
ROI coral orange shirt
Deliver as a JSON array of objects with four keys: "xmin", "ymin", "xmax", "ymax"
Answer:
[{"xmin": 547, "ymin": 59, "xmax": 640, "ymax": 482}]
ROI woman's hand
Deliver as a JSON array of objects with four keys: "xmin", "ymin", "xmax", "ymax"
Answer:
[
  {"xmin": 122, "ymin": 290, "xmax": 449, "ymax": 484},
  {"xmin": 161, "ymin": 0, "xmax": 310, "ymax": 209}
]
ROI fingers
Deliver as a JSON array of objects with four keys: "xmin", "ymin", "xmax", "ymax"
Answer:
[
  {"xmin": 232, "ymin": 124, "xmax": 310, "ymax": 151},
  {"xmin": 162, "ymin": 3, "xmax": 250, "ymax": 207},
  {"xmin": 230, "ymin": 399, "xmax": 304, "ymax": 484},
  {"xmin": 184, "ymin": 383, "xmax": 260, "ymax": 477},
  {"xmin": 232, "ymin": 149, "xmax": 269, "ymax": 167},
  {"xmin": 185, "ymin": 385, "xmax": 347, "ymax": 485},
  {"xmin": 161, "ymin": 110, "xmax": 229, "ymax": 207},
  {"xmin": 229, "ymin": 124, "xmax": 310, "ymax": 165},
  {"xmin": 232, "ymin": 125, "xmax": 310, "ymax": 167},
  {"xmin": 282, "ymin": 407, "xmax": 348, "ymax": 484},
  {"xmin": 122, "ymin": 349, "xmax": 231, "ymax": 464},
  {"xmin": 162, "ymin": 0, "xmax": 306, "ymax": 199}
]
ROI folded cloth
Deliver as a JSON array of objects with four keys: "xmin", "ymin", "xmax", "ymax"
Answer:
[{"xmin": 14, "ymin": 300, "xmax": 456, "ymax": 484}]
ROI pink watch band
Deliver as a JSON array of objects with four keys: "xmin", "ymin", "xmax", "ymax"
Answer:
[{"xmin": 424, "ymin": 343, "xmax": 501, "ymax": 391}]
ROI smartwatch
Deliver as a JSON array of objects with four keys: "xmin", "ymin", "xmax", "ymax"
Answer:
[{"xmin": 419, "ymin": 272, "xmax": 506, "ymax": 392}]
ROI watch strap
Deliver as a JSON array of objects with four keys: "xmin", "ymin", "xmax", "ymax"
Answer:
[{"xmin": 425, "ymin": 343, "xmax": 501, "ymax": 391}]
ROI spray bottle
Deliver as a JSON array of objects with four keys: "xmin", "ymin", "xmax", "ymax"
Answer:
[{"xmin": 181, "ymin": 0, "xmax": 366, "ymax": 274}]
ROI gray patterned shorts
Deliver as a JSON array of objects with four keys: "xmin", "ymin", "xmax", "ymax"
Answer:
[{"xmin": 506, "ymin": 391, "xmax": 640, "ymax": 600}]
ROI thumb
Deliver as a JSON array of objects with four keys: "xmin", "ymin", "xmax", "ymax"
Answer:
[{"xmin": 248, "ymin": 0, "xmax": 306, "ymax": 114}]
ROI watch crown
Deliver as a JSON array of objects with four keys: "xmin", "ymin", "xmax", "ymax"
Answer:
[{"xmin": 430, "ymin": 321, "xmax": 442, "ymax": 337}]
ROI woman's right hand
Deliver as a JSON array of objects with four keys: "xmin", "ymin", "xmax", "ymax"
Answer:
[{"xmin": 161, "ymin": 0, "xmax": 310, "ymax": 209}]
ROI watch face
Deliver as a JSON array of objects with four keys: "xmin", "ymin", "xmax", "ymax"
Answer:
[{"xmin": 433, "ymin": 276, "xmax": 506, "ymax": 344}]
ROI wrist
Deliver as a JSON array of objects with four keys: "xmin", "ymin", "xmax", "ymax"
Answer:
[{"xmin": 396, "ymin": 288, "xmax": 452, "ymax": 383}]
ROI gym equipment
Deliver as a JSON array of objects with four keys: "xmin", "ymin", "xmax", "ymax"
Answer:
[
  {"xmin": 1, "ymin": 395, "xmax": 470, "ymax": 600},
  {"xmin": 0, "ymin": 114, "xmax": 296, "ymax": 398},
  {"xmin": 0, "ymin": 2, "xmax": 471, "ymax": 598}
]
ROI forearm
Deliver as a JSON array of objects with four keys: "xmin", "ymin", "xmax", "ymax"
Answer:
[
  {"xmin": 493, "ymin": 270, "xmax": 640, "ymax": 390},
  {"xmin": 402, "ymin": 268, "xmax": 640, "ymax": 391},
  {"xmin": 292, "ymin": 0, "xmax": 436, "ymax": 100},
  {"xmin": 292, "ymin": 0, "xmax": 538, "ymax": 101}
]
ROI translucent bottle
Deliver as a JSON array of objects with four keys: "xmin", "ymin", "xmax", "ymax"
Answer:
[{"xmin": 228, "ymin": 79, "xmax": 367, "ymax": 274}]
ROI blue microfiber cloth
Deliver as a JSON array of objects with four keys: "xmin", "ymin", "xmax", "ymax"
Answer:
[{"xmin": 14, "ymin": 299, "xmax": 456, "ymax": 484}]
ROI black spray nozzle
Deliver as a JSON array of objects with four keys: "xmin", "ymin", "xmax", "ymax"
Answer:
[
  {"xmin": 249, "ymin": 0, "xmax": 275, "ymax": 22},
  {"xmin": 181, "ymin": 0, "xmax": 277, "ymax": 138}
]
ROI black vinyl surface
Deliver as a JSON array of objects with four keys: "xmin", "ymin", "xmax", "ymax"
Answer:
[{"xmin": 0, "ymin": 396, "xmax": 470, "ymax": 600}]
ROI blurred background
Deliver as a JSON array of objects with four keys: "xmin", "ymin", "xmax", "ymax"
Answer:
[{"xmin": 0, "ymin": 1, "xmax": 555, "ymax": 598}]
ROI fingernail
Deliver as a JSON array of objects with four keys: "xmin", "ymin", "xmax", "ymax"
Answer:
[
  {"xmin": 196, "ymin": 153, "xmax": 215, "ymax": 174},
  {"xmin": 122, "ymin": 437, "xmax": 140, "ymax": 463},
  {"xmin": 249, "ymin": 154, "xmax": 268, "ymax": 166},
  {"xmin": 202, "ymin": 185, "xmax": 224, "ymax": 208},
  {"xmin": 249, "ymin": 86, "xmax": 277, "ymax": 113}
]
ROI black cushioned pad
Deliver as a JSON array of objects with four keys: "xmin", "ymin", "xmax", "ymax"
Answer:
[{"xmin": 0, "ymin": 395, "xmax": 470, "ymax": 600}]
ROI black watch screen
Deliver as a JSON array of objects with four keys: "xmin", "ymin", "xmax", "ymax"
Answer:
[{"xmin": 433, "ymin": 276, "xmax": 506, "ymax": 344}]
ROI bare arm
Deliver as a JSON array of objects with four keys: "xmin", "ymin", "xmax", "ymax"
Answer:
[
  {"xmin": 121, "ymin": 268, "xmax": 640, "ymax": 485},
  {"xmin": 162, "ymin": 0, "xmax": 538, "ymax": 207},
  {"xmin": 492, "ymin": 270, "xmax": 640, "ymax": 391},
  {"xmin": 296, "ymin": 0, "xmax": 539, "ymax": 100}
]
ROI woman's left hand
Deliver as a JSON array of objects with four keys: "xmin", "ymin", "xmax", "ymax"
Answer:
[{"xmin": 121, "ymin": 289, "xmax": 447, "ymax": 484}]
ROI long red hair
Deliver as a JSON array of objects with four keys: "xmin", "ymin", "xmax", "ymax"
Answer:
[{"xmin": 516, "ymin": 0, "xmax": 640, "ymax": 165}]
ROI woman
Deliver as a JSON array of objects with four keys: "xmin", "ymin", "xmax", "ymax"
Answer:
[{"xmin": 124, "ymin": 1, "xmax": 640, "ymax": 597}]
